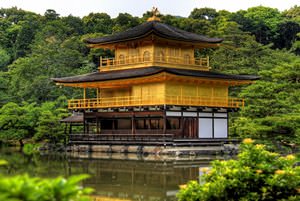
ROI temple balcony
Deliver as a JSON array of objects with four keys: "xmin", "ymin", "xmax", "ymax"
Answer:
[
  {"xmin": 99, "ymin": 55, "xmax": 210, "ymax": 72},
  {"xmin": 67, "ymin": 95, "xmax": 244, "ymax": 109}
]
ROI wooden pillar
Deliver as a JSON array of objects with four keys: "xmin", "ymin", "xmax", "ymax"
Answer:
[
  {"xmin": 83, "ymin": 88, "xmax": 87, "ymax": 108},
  {"xmin": 96, "ymin": 88, "xmax": 100, "ymax": 107},
  {"xmin": 64, "ymin": 123, "xmax": 68, "ymax": 145},
  {"xmin": 69, "ymin": 123, "xmax": 72, "ymax": 134},
  {"xmin": 112, "ymin": 116, "xmax": 115, "ymax": 132},
  {"xmin": 131, "ymin": 112, "xmax": 136, "ymax": 135},
  {"xmin": 147, "ymin": 115, "xmax": 150, "ymax": 130},
  {"xmin": 180, "ymin": 110, "xmax": 184, "ymax": 138},
  {"xmin": 163, "ymin": 110, "xmax": 166, "ymax": 134},
  {"xmin": 96, "ymin": 116, "xmax": 100, "ymax": 134},
  {"xmin": 64, "ymin": 123, "xmax": 67, "ymax": 134},
  {"xmin": 83, "ymin": 111, "xmax": 86, "ymax": 134},
  {"xmin": 87, "ymin": 122, "xmax": 89, "ymax": 134},
  {"xmin": 196, "ymin": 111, "xmax": 199, "ymax": 139}
]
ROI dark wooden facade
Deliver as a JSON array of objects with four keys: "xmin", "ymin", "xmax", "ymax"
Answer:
[{"xmin": 79, "ymin": 106, "xmax": 230, "ymax": 139}]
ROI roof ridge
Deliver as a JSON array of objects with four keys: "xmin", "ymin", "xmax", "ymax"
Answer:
[{"xmin": 85, "ymin": 20, "xmax": 223, "ymax": 44}]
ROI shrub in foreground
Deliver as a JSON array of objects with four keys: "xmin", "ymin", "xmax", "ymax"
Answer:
[
  {"xmin": 177, "ymin": 139, "xmax": 300, "ymax": 201},
  {"xmin": 0, "ymin": 161, "xmax": 92, "ymax": 201}
]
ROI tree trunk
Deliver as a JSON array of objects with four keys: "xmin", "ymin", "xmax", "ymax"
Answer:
[{"xmin": 19, "ymin": 139, "xmax": 24, "ymax": 147}]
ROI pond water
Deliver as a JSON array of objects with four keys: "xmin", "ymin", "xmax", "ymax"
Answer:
[{"xmin": 0, "ymin": 147, "xmax": 224, "ymax": 201}]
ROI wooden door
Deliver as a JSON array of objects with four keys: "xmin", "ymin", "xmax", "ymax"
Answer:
[{"xmin": 183, "ymin": 118, "xmax": 198, "ymax": 138}]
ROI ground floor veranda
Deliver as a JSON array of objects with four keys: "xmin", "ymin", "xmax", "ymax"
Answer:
[{"xmin": 64, "ymin": 105, "xmax": 235, "ymax": 145}]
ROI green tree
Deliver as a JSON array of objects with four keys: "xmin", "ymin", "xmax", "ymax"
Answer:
[
  {"xmin": 0, "ymin": 48, "xmax": 10, "ymax": 69},
  {"xmin": 61, "ymin": 15, "xmax": 85, "ymax": 36},
  {"xmin": 283, "ymin": 5, "xmax": 300, "ymax": 23},
  {"xmin": 7, "ymin": 30, "xmax": 91, "ymax": 103},
  {"xmin": 82, "ymin": 12, "xmax": 113, "ymax": 34},
  {"xmin": 34, "ymin": 99, "xmax": 68, "ymax": 144},
  {"xmin": 0, "ymin": 102, "xmax": 39, "ymax": 146},
  {"xmin": 112, "ymin": 13, "xmax": 140, "ymax": 33},
  {"xmin": 231, "ymin": 6, "xmax": 283, "ymax": 45},
  {"xmin": 44, "ymin": 9, "xmax": 60, "ymax": 21},
  {"xmin": 0, "ymin": 72, "xmax": 11, "ymax": 105},
  {"xmin": 189, "ymin": 8, "xmax": 219, "ymax": 21},
  {"xmin": 274, "ymin": 21, "xmax": 300, "ymax": 49},
  {"xmin": 230, "ymin": 51, "xmax": 300, "ymax": 149},
  {"xmin": 0, "ymin": 8, "xmax": 41, "ymax": 60}
]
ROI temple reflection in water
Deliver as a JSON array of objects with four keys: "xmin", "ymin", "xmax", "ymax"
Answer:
[{"xmin": 67, "ymin": 154, "xmax": 217, "ymax": 201}]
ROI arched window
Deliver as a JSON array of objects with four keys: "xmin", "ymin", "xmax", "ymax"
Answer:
[
  {"xmin": 184, "ymin": 54, "xmax": 190, "ymax": 64},
  {"xmin": 119, "ymin": 54, "xmax": 125, "ymax": 64},
  {"xmin": 143, "ymin": 51, "xmax": 150, "ymax": 62}
]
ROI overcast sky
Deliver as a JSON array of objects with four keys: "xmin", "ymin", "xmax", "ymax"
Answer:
[{"xmin": 0, "ymin": 0, "xmax": 298, "ymax": 18}]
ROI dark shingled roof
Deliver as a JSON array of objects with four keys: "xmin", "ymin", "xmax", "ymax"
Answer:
[
  {"xmin": 85, "ymin": 20, "xmax": 223, "ymax": 44},
  {"xmin": 52, "ymin": 67, "xmax": 259, "ymax": 83},
  {"xmin": 60, "ymin": 115, "xmax": 83, "ymax": 123}
]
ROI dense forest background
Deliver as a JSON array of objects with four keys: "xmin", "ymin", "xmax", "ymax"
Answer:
[{"xmin": 0, "ymin": 6, "xmax": 299, "ymax": 150}]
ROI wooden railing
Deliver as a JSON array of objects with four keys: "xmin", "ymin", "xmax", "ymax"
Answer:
[
  {"xmin": 68, "ymin": 95, "xmax": 244, "ymax": 109},
  {"xmin": 99, "ymin": 55, "xmax": 210, "ymax": 71}
]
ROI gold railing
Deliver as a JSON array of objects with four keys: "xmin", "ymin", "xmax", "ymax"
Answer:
[
  {"xmin": 68, "ymin": 95, "xmax": 244, "ymax": 109},
  {"xmin": 99, "ymin": 55, "xmax": 210, "ymax": 71}
]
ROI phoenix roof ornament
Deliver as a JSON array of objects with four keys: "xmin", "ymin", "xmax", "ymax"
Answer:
[{"xmin": 147, "ymin": 7, "xmax": 161, "ymax": 22}]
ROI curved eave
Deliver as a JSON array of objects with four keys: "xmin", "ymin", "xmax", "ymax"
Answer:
[
  {"xmin": 53, "ymin": 73, "xmax": 256, "ymax": 89},
  {"xmin": 52, "ymin": 67, "xmax": 259, "ymax": 88}
]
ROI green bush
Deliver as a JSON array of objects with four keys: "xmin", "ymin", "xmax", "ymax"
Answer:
[
  {"xmin": 177, "ymin": 139, "xmax": 300, "ymax": 201},
  {"xmin": 0, "ymin": 162, "xmax": 93, "ymax": 201}
]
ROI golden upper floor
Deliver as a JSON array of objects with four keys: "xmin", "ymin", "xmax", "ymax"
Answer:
[
  {"xmin": 85, "ymin": 20, "xmax": 222, "ymax": 72},
  {"xmin": 99, "ymin": 47, "xmax": 210, "ymax": 72}
]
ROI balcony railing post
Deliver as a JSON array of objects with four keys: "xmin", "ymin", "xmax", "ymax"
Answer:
[{"xmin": 207, "ymin": 56, "xmax": 209, "ymax": 67}]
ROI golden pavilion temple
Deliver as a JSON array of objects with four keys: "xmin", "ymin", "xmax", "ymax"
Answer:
[{"xmin": 53, "ymin": 11, "xmax": 258, "ymax": 146}]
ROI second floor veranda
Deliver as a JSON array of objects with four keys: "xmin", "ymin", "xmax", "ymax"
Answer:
[{"xmin": 68, "ymin": 94, "xmax": 244, "ymax": 110}]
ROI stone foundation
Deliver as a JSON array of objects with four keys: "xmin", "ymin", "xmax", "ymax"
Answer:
[{"xmin": 67, "ymin": 144, "xmax": 238, "ymax": 156}]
